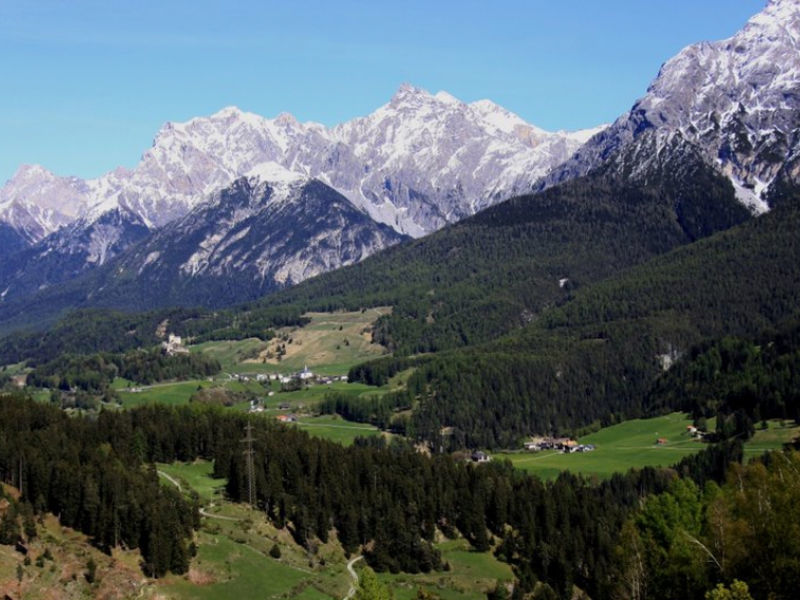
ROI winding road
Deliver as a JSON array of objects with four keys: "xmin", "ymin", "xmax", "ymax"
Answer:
[{"xmin": 344, "ymin": 555, "xmax": 363, "ymax": 600}]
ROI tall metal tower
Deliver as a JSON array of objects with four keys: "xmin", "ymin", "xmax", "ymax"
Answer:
[{"xmin": 242, "ymin": 422, "xmax": 256, "ymax": 507}]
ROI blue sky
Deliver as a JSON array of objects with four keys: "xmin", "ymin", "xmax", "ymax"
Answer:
[{"xmin": 0, "ymin": 0, "xmax": 765, "ymax": 183}]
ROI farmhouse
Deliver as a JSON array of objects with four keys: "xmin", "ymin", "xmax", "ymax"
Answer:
[{"xmin": 471, "ymin": 450, "xmax": 491, "ymax": 463}]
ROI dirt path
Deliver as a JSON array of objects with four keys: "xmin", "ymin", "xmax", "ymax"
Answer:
[
  {"xmin": 158, "ymin": 470, "xmax": 241, "ymax": 522},
  {"xmin": 157, "ymin": 470, "xmax": 182, "ymax": 492},
  {"xmin": 198, "ymin": 506, "xmax": 241, "ymax": 521},
  {"xmin": 344, "ymin": 555, "xmax": 363, "ymax": 600}
]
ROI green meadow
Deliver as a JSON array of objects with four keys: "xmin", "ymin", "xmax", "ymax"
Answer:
[
  {"xmin": 378, "ymin": 538, "xmax": 513, "ymax": 600},
  {"xmin": 192, "ymin": 308, "xmax": 391, "ymax": 376},
  {"xmin": 495, "ymin": 414, "xmax": 800, "ymax": 480},
  {"xmin": 116, "ymin": 379, "xmax": 212, "ymax": 407},
  {"xmin": 157, "ymin": 460, "xmax": 224, "ymax": 504},
  {"xmin": 495, "ymin": 413, "xmax": 708, "ymax": 480},
  {"xmin": 294, "ymin": 414, "xmax": 383, "ymax": 446}
]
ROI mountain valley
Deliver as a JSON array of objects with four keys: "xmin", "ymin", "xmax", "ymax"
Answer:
[{"xmin": 2, "ymin": 1, "xmax": 800, "ymax": 599}]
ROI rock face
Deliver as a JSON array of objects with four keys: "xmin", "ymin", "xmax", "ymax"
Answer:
[
  {"xmin": 0, "ymin": 85, "xmax": 599, "ymax": 246},
  {"xmin": 97, "ymin": 165, "xmax": 408, "ymax": 309},
  {"xmin": 546, "ymin": 0, "xmax": 800, "ymax": 212},
  {"xmin": 0, "ymin": 207, "xmax": 151, "ymax": 302},
  {"xmin": 0, "ymin": 167, "xmax": 408, "ymax": 324},
  {"xmin": 0, "ymin": 165, "xmax": 89, "ymax": 244}
]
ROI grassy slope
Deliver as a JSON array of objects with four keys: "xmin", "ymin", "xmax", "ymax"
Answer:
[
  {"xmin": 161, "ymin": 532, "xmax": 314, "ymax": 600},
  {"xmin": 378, "ymin": 538, "xmax": 513, "ymax": 600},
  {"xmin": 744, "ymin": 421, "xmax": 800, "ymax": 457},
  {"xmin": 494, "ymin": 414, "xmax": 800, "ymax": 481},
  {"xmin": 157, "ymin": 460, "xmax": 225, "ymax": 504},
  {"xmin": 155, "ymin": 460, "xmax": 511, "ymax": 600},
  {"xmin": 156, "ymin": 462, "xmax": 347, "ymax": 600},
  {"xmin": 295, "ymin": 415, "xmax": 384, "ymax": 446},
  {"xmin": 117, "ymin": 380, "xmax": 214, "ymax": 407},
  {"xmin": 494, "ymin": 413, "xmax": 704, "ymax": 480},
  {"xmin": 192, "ymin": 308, "xmax": 390, "ymax": 375},
  {"xmin": 0, "ymin": 488, "xmax": 149, "ymax": 600}
]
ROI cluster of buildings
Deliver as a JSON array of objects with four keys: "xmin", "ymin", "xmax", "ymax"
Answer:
[
  {"xmin": 686, "ymin": 425, "xmax": 708, "ymax": 439},
  {"xmin": 524, "ymin": 437, "xmax": 596, "ymax": 454},
  {"xmin": 161, "ymin": 334, "xmax": 189, "ymax": 356},
  {"xmin": 237, "ymin": 366, "xmax": 348, "ymax": 386}
]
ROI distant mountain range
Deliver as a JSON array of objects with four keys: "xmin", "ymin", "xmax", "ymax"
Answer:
[
  {"xmin": 0, "ymin": 86, "xmax": 601, "ymax": 246},
  {"xmin": 0, "ymin": 85, "xmax": 601, "ymax": 312},
  {"xmin": 0, "ymin": 0, "xmax": 798, "ymax": 333}
]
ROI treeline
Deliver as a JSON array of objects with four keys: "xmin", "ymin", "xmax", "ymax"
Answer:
[
  {"xmin": 0, "ymin": 394, "xmax": 198, "ymax": 577},
  {"xmin": 0, "ymin": 304, "xmax": 307, "ymax": 366},
  {"xmin": 26, "ymin": 347, "xmax": 221, "ymax": 393}
]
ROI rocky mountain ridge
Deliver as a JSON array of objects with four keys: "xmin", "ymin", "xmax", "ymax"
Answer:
[
  {"xmin": 545, "ymin": 0, "xmax": 800, "ymax": 212},
  {"xmin": 0, "ymin": 85, "xmax": 601, "ymax": 246}
]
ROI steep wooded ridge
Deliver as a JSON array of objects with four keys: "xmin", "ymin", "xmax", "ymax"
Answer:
[
  {"xmin": 393, "ymin": 197, "xmax": 800, "ymax": 448},
  {"xmin": 249, "ymin": 135, "xmax": 751, "ymax": 353}
]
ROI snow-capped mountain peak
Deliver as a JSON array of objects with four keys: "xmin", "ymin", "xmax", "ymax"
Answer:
[
  {"xmin": 1, "ymin": 85, "xmax": 604, "ymax": 246},
  {"xmin": 546, "ymin": 0, "xmax": 800, "ymax": 212},
  {"xmin": 242, "ymin": 162, "xmax": 309, "ymax": 205},
  {"xmin": 0, "ymin": 164, "xmax": 90, "ymax": 244},
  {"xmin": 469, "ymin": 98, "xmax": 545, "ymax": 137},
  {"xmin": 746, "ymin": 0, "xmax": 800, "ymax": 37},
  {"xmin": 0, "ymin": 84, "xmax": 608, "ymax": 306}
]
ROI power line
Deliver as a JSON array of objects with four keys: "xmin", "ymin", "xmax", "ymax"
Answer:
[{"xmin": 241, "ymin": 422, "xmax": 256, "ymax": 508}]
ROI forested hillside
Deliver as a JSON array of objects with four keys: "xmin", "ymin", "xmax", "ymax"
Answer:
[
  {"xmin": 1, "ymin": 393, "xmax": 763, "ymax": 599},
  {"xmin": 251, "ymin": 142, "xmax": 750, "ymax": 355},
  {"xmin": 27, "ymin": 347, "xmax": 221, "ymax": 394},
  {"xmin": 347, "ymin": 198, "xmax": 800, "ymax": 448},
  {"xmin": 0, "ymin": 141, "xmax": 747, "ymax": 351},
  {"xmin": 646, "ymin": 318, "xmax": 800, "ymax": 434},
  {"xmin": 0, "ymin": 304, "xmax": 308, "ymax": 366}
]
